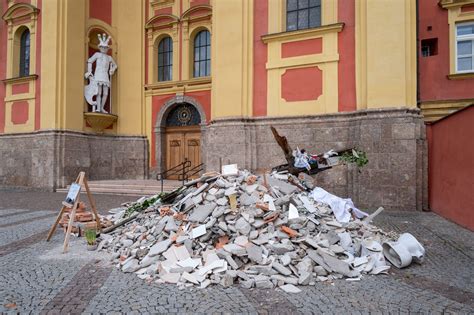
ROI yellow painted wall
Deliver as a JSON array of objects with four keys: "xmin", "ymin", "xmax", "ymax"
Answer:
[
  {"xmin": 31, "ymin": 0, "xmax": 418, "ymax": 136},
  {"xmin": 39, "ymin": 0, "xmax": 144, "ymax": 135},
  {"xmin": 356, "ymin": 0, "xmax": 417, "ymax": 109},
  {"xmin": 40, "ymin": 0, "xmax": 86, "ymax": 131},
  {"xmin": 112, "ymin": 0, "xmax": 145, "ymax": 135},
  {"xmin": 211, "ymin": 0, "xmax": 253, "ymax": 118}
]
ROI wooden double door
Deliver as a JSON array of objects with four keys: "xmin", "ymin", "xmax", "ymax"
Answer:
[{"xmin": 165, "ymin": 126, "xmax": 201, "ymax": 179}]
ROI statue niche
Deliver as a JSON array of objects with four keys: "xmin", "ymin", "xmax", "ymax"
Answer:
[
  {"xmin": 84, "ymin": 33, "xmax": 117, "ymax": 113},
  {"xmin": 83, "ymin": 33, "xmax": 118, "ymax": 133}
]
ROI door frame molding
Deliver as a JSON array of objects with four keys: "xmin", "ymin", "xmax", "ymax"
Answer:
[{"xmin": 154, "ymin": 95, "xmax": 207, "ymax": 175}]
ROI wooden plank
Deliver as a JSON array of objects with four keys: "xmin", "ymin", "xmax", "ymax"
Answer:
[
  {"xmin": 63, "ymin": 172, "xmax": 85, "ymax": 253},
  {"xmin": 83, "ymin": 177, "xmax": 102, "ymax": 233},
  {"xmin": 46, "ymin": 205, "xmax": 67, "ymax": 241}
]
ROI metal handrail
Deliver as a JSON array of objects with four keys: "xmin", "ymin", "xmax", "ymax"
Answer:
[
  {"xmin": 179, "ymin": 162, "xmax": 204, "ymax": 182},
  {"xmin": 156, "ymin": 160, "xmax": 191, "ymax": 192}
]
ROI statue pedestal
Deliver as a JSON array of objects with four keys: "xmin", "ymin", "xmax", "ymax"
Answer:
[{"xmin": 84, "ymin": 112, "xmax": 117, "ymax": 133}]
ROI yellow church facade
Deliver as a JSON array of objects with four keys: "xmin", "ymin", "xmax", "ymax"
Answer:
[{"xmin": 0, "ymin": 0, "xmax": 426, "ymax": 211}]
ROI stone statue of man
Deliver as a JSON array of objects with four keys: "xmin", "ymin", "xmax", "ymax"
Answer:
[{"xmin": 84, "ymin": 34, "xmax": 117, "ymax": 113}]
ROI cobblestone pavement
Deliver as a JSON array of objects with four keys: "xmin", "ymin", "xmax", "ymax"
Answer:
[{"xmin": 0, "ymin": 190, "xmax": 473, "ymax": 314}]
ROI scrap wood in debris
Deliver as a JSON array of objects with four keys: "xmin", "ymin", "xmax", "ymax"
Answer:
[
  {"xmin": 270, "ymin": 126, "xmax": 356, "ymax": 175},
  {"xmin": 98, "ymin": 167, "xmax": 424, "ymax": 292}
]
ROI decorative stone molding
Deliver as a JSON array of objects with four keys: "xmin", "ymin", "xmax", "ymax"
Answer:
[
  {"xmin": 181, "ymin": 4, "xmax": 212, "ymax": 23},
  {"xmin": 447, "ymin": 72, "xmax": 474, "ymax": 79},
  {"xmin": 84, "ymin": 112, "xmax": 118, "ymax": 133},
  {"xmin": 151, "ymin": 0, "xmax": 174, "ymax": 10},
  {"xmin": 2, "ymin": 3, "xmax": 39, "ymax": 22},
  {"xmin": 2, "ymin": 74, "xmax": 38, "ymax": 84},
  {"xmin": 155, "ymin": 95, "xmax": 207, "ymax": 129},
  {"xmin": 262, "ymin": 23, "xmax": 344, "ymax": 44},
  {"xmin": 439, "ymin": 0, "xmax": 474, "ymax": 9},
  {"xmin": 153, "ymin": 95, "xmax": 207, "ymax": 174},
  {"xmin": 145, "ymin": 14, "xmax": 179, "ymax": 30}
]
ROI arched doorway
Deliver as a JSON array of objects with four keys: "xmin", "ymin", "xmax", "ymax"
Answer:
[{"xmin": 156, "ymin": 96, "xmax": 206, "ymax": 179}]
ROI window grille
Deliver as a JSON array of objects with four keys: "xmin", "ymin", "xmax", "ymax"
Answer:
[{"xmin": 286, "ymin": 0, "xmax": 321, "ymax": 32}]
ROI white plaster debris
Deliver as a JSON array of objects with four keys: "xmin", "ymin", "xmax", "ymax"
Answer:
[
  {"xmin": 190, "ymin": 225, "xmax": 206, "ymax": 239},
  {"xmin": 100, "ymin": 168, "xmax": 424, "ymax": 292},
  {"xmin": 288, "ymin": 204, "xmax": 300, "ymax": 220}
]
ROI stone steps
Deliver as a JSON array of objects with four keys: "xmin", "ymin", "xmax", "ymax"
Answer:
[{"xmin": 56, "ymin": 179, "xmax": 183, "ymax": 196}]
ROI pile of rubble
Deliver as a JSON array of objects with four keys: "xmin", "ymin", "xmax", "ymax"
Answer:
[{"xmin": 99, "ymin": 169, "xmax": 422, "ymax": 293}]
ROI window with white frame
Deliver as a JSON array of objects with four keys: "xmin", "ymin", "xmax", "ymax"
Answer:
[{"xmin": 456, "ymin": 22, "xmax": 474, "ymax": 73}]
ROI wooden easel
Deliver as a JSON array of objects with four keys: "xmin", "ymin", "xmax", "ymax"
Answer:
[{"xmin": 46, "ymin": 171, "xmax": 101, "ymax": 253}]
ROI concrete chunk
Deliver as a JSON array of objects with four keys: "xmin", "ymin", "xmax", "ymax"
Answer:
[
  {"xmin": 188, "ymin": 203, "xmax": 217, "ymax": 223},
  {"xmin": 223, "ymin": 244, "xmax": 247, "ymax": 256},
  {"xmin": 149, "ymin": 239, "xmax": 172, "ymax": 257},
  {"xmin": 182, "ymin": 272, "xmax": 199, "ymax": 284},
  {"xmin": 272, "ymin": 261, "xmax": 292, "ymax": 276},
  {"xmin": 246, "ymin": 244, "xmax": 263, "ymax": 264},
  {"xmin": 235, "ymin": 217, "xmax": 251, "ymax": 235}
]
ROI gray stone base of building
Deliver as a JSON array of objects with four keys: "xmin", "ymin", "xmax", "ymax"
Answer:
[
  {"xmin": 0, "ymin": 129, "xmax": 148, "ymax": 190},
  {"xmin": 203, "ymin": 107, "xmax": 428, "ymax": 211}
]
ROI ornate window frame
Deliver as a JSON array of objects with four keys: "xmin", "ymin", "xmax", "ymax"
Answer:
[
  {"xmin": 2, "ymin": 3, "xmax": 39, "ymax": 80},
  {"xmin": 1, "ymin": 3, "xmax": 39, "ymax": 133},
  {"xmin": 440, "ymin": 0, "xmax": 474, "ymax": 79},
  {"xmin": 146, "ymin": 14, "xmax": 179, "ymax": 84},
  {"xmin": 182, "ymin": 5, "xmax": 212, "ymax": 81}
]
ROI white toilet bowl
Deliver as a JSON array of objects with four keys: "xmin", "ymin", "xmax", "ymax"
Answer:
[{"xmin": 383, "ymin": 233, "xmax": 425, "ymax": 268}]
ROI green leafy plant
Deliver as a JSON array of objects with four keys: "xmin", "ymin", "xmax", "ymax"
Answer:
[
  {"xmin": 340, "ymin": 149, "xmax": 369, "ymax": 168},
  {"xmin": 124, "ymin": 193, "xmax": 166, "ymax": 217},
  {"xmin": 85, "ymin": 228, "xmax": 97, "ymax": 246}
]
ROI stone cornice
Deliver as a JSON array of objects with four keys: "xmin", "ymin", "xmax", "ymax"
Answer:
[
  {"xmin": 2, "ymin": 3, "xmax": 39, "ymax": 22},
  {"xmin": 447, "ymin": 72, "xmax": 474, "ymax": 79},
  {"xmin": 2, "ymin": 74, "xmax": 38, "ymax": 84},
  {"xmin": 145, "ymin": 77, "xmax": 211, "ymax": 90},
  {"xmin": 209, "ymin": 107, "xmax": 422, "ymax": 126},
  {"xmin": 439, "ymin": 0, "xmax": 474, "ymax": 9}
]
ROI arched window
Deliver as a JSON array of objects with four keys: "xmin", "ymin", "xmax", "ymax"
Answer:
[
  {"xmin": 158, "ymin": 36, "xmax": 173, "ymax": 81},
  {"xmin": 193, "ymin": 30, "xmax": 210, "ymax": 78},
  {"xmin": 19, "ymin": 29, "xmax": 30, "ymax": 77}
]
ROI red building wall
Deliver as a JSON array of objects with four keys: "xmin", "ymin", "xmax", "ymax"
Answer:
[
  {"xmin": 418, "ymin": 0, "xmax": 474, "ymax": 102},
  {"xmin": 337, "ymin": 0, "xmax": 356, "ymax": 112},
  {"xmin": 427, "ymin": 105, "xmax": 474, "ymax": 231}
]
